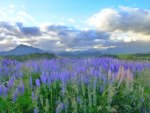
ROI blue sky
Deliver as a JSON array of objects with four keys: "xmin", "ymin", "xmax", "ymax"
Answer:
[
  {"xmin": 0, "ymin": 0, "xmax": 150, "ymax": 52},
  {"xmin": 0, "ymin": 0, "xmax": 149, "ymax": 26}
]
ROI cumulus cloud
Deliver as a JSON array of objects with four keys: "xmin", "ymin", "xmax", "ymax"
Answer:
[
  {"xmin": 0, "ymin": 21, "xmax": 22, "ymax": 38},
  {"xmin": 16, "ymin": 23, "xmax": 41, "ymax": 37},
  {"xmin": 38, "ymin": 24, "xmax": 110, "ymax": 50},
  {"xmin": 0, "ymin": 21, "xmax": 43, "ymax": 50},
  {"xmin": 67, "ymin": 30, "xmax": 109, "ymax": 48},
  {"xmin": 0, "ymin": 22, "xmax": 41, "ymax": 38},
  {"xmin": 0, "ymin": 37, "xmax": 19, "ymax": 51},
  {"xmin": 88, "ymin": 6, "xmax": 150, "ymax": 42},
  {"xmin": 1, "ymin": 18, "xmax": 149, "ymax": 52}
]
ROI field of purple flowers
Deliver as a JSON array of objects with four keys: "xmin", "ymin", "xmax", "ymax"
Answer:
[{"xmin": 0, "ymin": 58, "xmax": 150, "ymax": 113}]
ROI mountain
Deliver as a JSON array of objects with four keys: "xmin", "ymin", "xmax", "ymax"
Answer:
[
  {"xmin": 101, "ymin": 47, "xmax": 149, "ymax": 54},
  {"xmin": 0, "ymin": 42, "xmax": 150, "ymax": 57},
  {"xmin": 56, "ymin": 43, "xmax": 150, "ymax": 57},
  {"xmin": 101, "ymin": 42, "xmax": 150, "ymax": 54},
  {"xmin": 0, "ymin": 45, "xmax": 45, "ymax": 56}
]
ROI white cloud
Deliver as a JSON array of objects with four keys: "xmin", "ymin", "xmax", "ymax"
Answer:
[
  {"xmin": 67, "ymin": 18, "xmax": 75, "ymax": 23},
  {"xmin": 0, "ymin": 21, "xmax": 110, "ymax": 51},
  {"xmin": 88, "ymin": 6, "xmax": 150, "ymax": 42},
  {"xmin": 93, "ymin": 44, "xmax": 116, "ymax": 50},
  {"xmin": 0, "ymin": 38, "xmax": 18, "ymax": 51},
  {"xmin": 56, "ymin": 41, "xmax": 64, "ymax": 47},
  {"xmin": 88, "ymin": 8, "xmax": 120, "ymax": 31},
  {"xmin": 16, "ymin": 11, "xmax": 35, "ymax": 24},
  {"xmin": 0, "ymin": 5, "xmax": 36, "ymax": 26}
]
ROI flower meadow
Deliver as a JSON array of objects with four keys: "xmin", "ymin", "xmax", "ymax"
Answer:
[{"xmin": 0, "ymin": 58, "xmax": 150, "ymax": 113}]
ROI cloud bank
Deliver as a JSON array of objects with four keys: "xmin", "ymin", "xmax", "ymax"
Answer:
[
  {"xmin": 0, "ymin": 22, "xmax": 110, "ymax": 51},
  {"xmin": 88, "ymin": 6, "xmax": 150, "ymax": 42},
  {"xmin": 0, "ymin": 6, "xmax": 150, "ymax": 52}
]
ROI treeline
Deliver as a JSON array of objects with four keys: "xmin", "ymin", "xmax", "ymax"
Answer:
[
  {"xmin": 2, "ymin": 53, "xmax": 56, "ymax": 61},
  {"xmin": 116, "ymin": 54, "xmax": 150, "ymax": 60},
  {"xmin": 1, "ymin": 52, "xmax": 150, "ymax": 61},
  {"xmin": 99, "ymin": 54, "xmax": 150, "ymax": 61}
]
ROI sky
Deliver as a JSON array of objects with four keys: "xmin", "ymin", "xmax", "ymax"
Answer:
[{"xmin": 0, "ymin": 0, "xmax": 150, "ymax": 52}]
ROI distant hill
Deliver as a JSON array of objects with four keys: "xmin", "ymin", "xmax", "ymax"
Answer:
[
  {"xmin": 0, "ymin": 45, "xmax": 44, "ymax": 56},
  {"xmin": 101, "ymin": 46, "xmax": 150, "ymax": 54},
  {"xmin": 55, "ymin": 46, "xmax": 150, "ymax": 57},
  {"xmin": 100, "ymin": 41, "xmax": 150, "ymax": 54}
]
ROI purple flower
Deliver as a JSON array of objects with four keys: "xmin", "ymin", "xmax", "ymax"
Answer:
[
  {"xmin": 30, "ymin": 76, "xmax": 33, "ymax": 88},
  {"xmin": 0, "ymin": 85, "xmax": 8, "ymax": 97},
  {"xmin": 47, "ymin": 77, "xmax": 51, "ymax": 85},
  {"xmin": 93, "ymin": 79, "xmax": 97, "ymax": 90},
  {"xmin": 12, "ymin": 88, "xmax": 19, "ymax": 102},
  {"xmin": 7, "ymin": 77, "xmax": 15, "ymax": 88},
  {"xmin": 0, "ymin": 85, "xmax": 3, "ymax": 96},
  {"xmin": 100, "ymin": 85, "xmax": 104, "ymax": 93},
  {"xmin": 35, "ymin": 79, "xmax": 40, "ymax": 87},
  {"xmin": 3, "ymin": 86, "xmax": 8, "ymax": 97},
  {"xmin": 40, "ymin": 72, "xmax": 47, "ymax": 84},
  {"xmin": 18, "ymin": 81, "xmax": 25, "ymax": 94},
  {"xmin": 56, "ymin": 103, "xmax": 65, "ymax": 113},
  {"xmin": 34, "ymin": 108, "xmax": 39, "ymax": 113},
  {"xmin": 77, "ymin": 96, "xmax": 81, "ymax": 103},
  {"xmin": 61, "ymin": 85, "xmax": 66, "ymax": 96},
  {"xmin": 32, "ymin": 92, "xmax": 35, "ymax": 100}
]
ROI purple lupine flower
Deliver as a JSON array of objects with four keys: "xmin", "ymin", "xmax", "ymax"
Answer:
[
  {"xmin": 18, "ymin": 81, "xmax": 25, "ymax": 95},
  {"xmin": 100, "ymin": 85, "xmax": 104, "ymax": 93},
  {"xmin": 93, "ymin": 79, "xmax": 97, "ymax": 90},
  {"xmin": 84, "ymin": 78, "xmax": 89, "ymax": 85},
  {"xmin": 12, "ymin": 88, "xmax": 19, "ymax": 102},
  {"xmin": 47, "ymin": 77, "xmax": 51, "ymax": 85},
  {"xmin": 0, "ymin": 85, "xmax": 3, "ymax": 96},
  {"xmin": 7, "ymin": 77, "xmax": 15, "ymax": 88},
  {"xmin": 40, "ymin": 72, "xmax": 47, "ymax": 84},
  {"xmin": 34, "ymin": 108, "xmax": 39, "ymax": 113},
  {"xmin": 3, "ymin": 86, "xmax": 8, "ymax": 97},
  {"xmin": 35, "ymin": 79, "xmax": 40, "ymax": 87},
  {"xmin": 0, "ymin": 85, "xmax": 8, "ymax": 97},
  {"xmin": 77, "ymin": 96, "xmax": 81, "ymax": 103},
  {"xmin": 56, "ymin": 103, "xmax": 65, "ymax": 113},
  {"xmin": 30, "ymin": 76, "xmax": 33, "ymax": 88},
  {"xmin": 32, "ymin": 92, "xmax": 35, "ymax": 100},
  {"xmin": 61, "ymin": 84, "xmax": 66, "ymax": 96}
]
